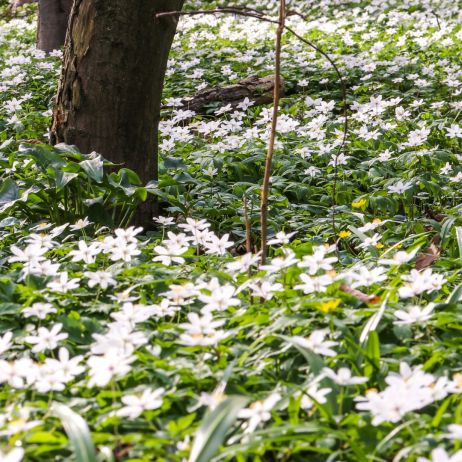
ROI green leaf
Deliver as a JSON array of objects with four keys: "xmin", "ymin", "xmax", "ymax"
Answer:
[
  {"xmin": 87, "ymin": 203, "xmax": 114, "ymax": 228},
  {"xmin": 0, "ymin": 303, "xmax": 20, "ymax": 316},
  {"xmin": 80, "ymin": 155, "xmax": 104, "ymax": 183},
  {"xmin": 27, "ymin": 431, "xmax": 67, "ymax": 445},
  {"xmin": 145, "ymin": 180, "xmax": 159, "ymax": 193},
  {"xmin": 279, "ymin": 335, "xmax": 325, "ymax": 374},
  {"xmin": 446, "ymin": 282, "xmax": 462, "ymax": 305},
  {"xmin": 0, "ymin": 138, "xmax": 14, "ymax": 150},
  {"xmin": 365, "ymin": 331, "xmax": 380, "ymax": 371},
  {"xmin": 168, "ymin": 413, "xmax": 198, "ymax": 437},
  {"xmin": 0, "ymin": 278, "xmax": 16, "ymax": 302},
  {"xmin": 51, "ymin": 403, "xmax": 97, "ymax": 462},
  {"xmin": 0, "ymin": 217, "xmax": 20, "ymax": 228},
  {"xmin": 440, "ymin": 216, "xmax": 456, "ymax": 249},
  {"xmin": 108, "ymin": 169, "xmax": 142, "ymax": 196},
  {"xmin": 134, "ymin": 187, "xmax": 148, "ymax": 202},
  {"xmin": 56, "ymin": 171, "xmax": 79, "ymax": 190},
  {"xmin": 0, "ymin": 178, "xmax": 19, "ymax": 205},
  {"xmin": 189, "ymin": 396, "xmax": 249, "ymax": 462},
  {"xmin": 54, "ymin": 143, "xmax": 82, "ymax": 156},
  {"xmin": 456, "ymin": 226, "xmax": 462, "ymax": 265},
  {"xmin": 20, "ymin": 144, "xmax": 66, "ymax": 169},
  {"xmin": 163, "ymin": 156, "xmax": 188, "ymax": 170},
  {"xmin": 432, "ymin": 395, "xmax": 454, "ymax": 427}
]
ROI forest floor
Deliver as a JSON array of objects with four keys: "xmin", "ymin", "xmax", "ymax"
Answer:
[{"xmin": 1, "ymin": 1, "xmax": 462, "ymax": 461}]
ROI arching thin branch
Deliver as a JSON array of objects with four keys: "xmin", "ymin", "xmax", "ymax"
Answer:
[{"xmin": 260, "ymin": 0, "xmax": 285, "ymax": 264}]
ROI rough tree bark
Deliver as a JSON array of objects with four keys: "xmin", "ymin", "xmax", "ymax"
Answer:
[
  {"xmin": 50, "ymin": 0, "xmax": 184, "ymax": 228},
  {"xmin": 38, "ymin": 0, "xmax": 74, "ymax": 52}
]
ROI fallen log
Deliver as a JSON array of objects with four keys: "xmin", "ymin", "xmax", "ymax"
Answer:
[{"xmin": 181, "ymin": 75, "xmax": 285, "ymax": 114}]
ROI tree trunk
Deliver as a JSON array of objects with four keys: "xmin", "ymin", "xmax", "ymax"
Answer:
[
  {"xmin": 38, "ymin": 0, "xmax": 73, "ymax": 52},
  {"xmin": 50, "ymin": 0, "xmax": 184, "ymax": 228}
]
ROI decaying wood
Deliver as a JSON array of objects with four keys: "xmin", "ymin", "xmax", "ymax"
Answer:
[
  {"xmin": 415, "ymin": 235, "xmax": 441, "ymax": 270},
  {"xmin": 181, "ymin": 75, "xmax": 285, "ymax": 114},
  {"xmin": 340, "ymin": 284, "xmax": 381, "ymax": 305}
]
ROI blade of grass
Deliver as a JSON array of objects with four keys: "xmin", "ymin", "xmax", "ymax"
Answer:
[
  {"xmin": 51, "ymin": 402, "xmax": 97, "ymax": 462},
  {"xmin": 189, "ymin": 396, "xmax": 249, "ymax": 462},
  {"xmin": 456, "ymin": 226, "xmax": 462, "ymax": 264}
]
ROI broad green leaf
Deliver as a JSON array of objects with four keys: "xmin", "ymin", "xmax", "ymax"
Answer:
[
  {"xmin": 51, "ymin": 403, "xmax": 97, "ymax": 462},
  {"xmin": 135, "ymin": 187, "xmax": 148, "ymax": 202},
  {"xmin": 20, "ymin": 144, "xmax": 66, "ymax": 169},
  {"xmin": 163, "ymin": 156, "xmax": 188, "ymax": 170},
  {"xmin": 80, "ymin": 154, "xmax": 104, "ymax": 183},
  {"xmin": 0, "ymin": 303, "xmax": 20, "ymax": 316},
  {"xmin": 54, "ymin": 143, "xmax": 82, "ymax": 156},
  {"xmin": 189, "ymin": 396, "xmax": 248, "ymax": 462},
  {"xmin": 56, "ymin": 170, "xmax": 79, "ymax": 190},
  {"xmin": 0, "ymin": 178, "xmax": 19, "ymax": 205}
]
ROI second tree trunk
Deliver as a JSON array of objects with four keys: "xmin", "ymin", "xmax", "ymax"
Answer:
[{"xmin": 38, "ymin": 0, "xmax": 73, "ymax": 52}]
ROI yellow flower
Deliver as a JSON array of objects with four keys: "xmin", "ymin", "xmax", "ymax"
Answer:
[
  {"xmin": 453, "ymin": 373, "xmax": 462, "ymax": 388},
  {"xmin": 339, "ymin": 230, "xmax": 351, "ymax": 238},
  {"xmin": 372, "ymin": 218, "xmax": 382, "ymax": 224},
  {"xmin": 352, "ymin": 198, "xmax": 367, "ymax": 209},
  {"xmin": 365, "ymin": 388, "xmax": 378, "ymax": 395},
  {"xmin": 319, "ymin": 299, "xmax": 341, "ymax": 313},
  {"xmin": 375, "ymin": 243, "xmax": 384, "ymax": 249}
]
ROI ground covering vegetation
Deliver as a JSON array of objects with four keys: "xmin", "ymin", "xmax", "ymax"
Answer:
[{"xmin": 1, "ymin": 0, "xmax": 462, "ymax": 461}]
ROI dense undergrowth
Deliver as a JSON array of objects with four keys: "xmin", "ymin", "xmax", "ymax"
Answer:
[{"xmin": 1, "ymin": 0, "xmax": 462, "ymax": 461}]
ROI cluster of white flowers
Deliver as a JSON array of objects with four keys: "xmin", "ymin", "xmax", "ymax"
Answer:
[
  {"xmin": 153, "ymin": 218, "xmax": 234, "ymax": 264},
  {"xmin": 0, "ymin": 346, "xmax": 83, "ymax": 393},
  {"xmin": 356, "ymin": 363, "xmax": 459, "ymax": 425},
  {"xmin": 399, "ymin": 269, "xmax": 446, "ymax": 298},
  {"xmin": 3, "ymin": 0, "xmax": 462, "ymax": 457}
]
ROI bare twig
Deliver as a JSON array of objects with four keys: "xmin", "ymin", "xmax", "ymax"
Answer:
[
  {"xmin": 340, "ymin": 284, "xmax": 381, "ymax": 305},
  {"xmin": 286, "ymin": 10, "xmax": 308, "ymax": 21},
  {"xmin": 260, "ymin": 0, "xmax": 285, "ymax": 264},
  {"xmin": 243, "ymin": 195, "xmax": 252, "ymax": 254},
  {"xmin": 430, "ymin": 9, "xmax": 441, "ymax": 30},
  {"xmin": 156, "ymin": 8, "xmax": 278, "ymax": 24}
]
